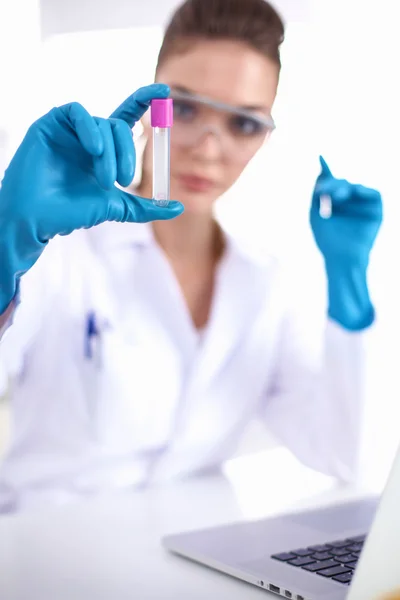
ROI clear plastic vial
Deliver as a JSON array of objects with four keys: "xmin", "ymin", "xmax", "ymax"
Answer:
[
  {"xmin": 319, "ymin": 194, "xmax": 332, "ymax": 219},
  {"xmin": 150, "ymin": 98, "xmax": 173, "ymax": 207}
]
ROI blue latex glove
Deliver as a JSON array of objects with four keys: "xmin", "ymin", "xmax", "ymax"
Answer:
[
  {"xmin": 0, "ymin": 84, "xmax": 184, "ymax": 314},
  {"xmin": 310, "ymin": 156, "xmax": 382, "ymax": 331}
]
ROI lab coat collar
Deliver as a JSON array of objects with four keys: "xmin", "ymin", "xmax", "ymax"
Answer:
[
  {"xmin": 191, "ymin": 232, "xmax": 274, "ymax": 385},
  {"xmin": 88, "ymin": 219, "xmax": 272, "ymax": 267},
  {"xmin": 88, "ymin": 221, "xmax": 154, "ymax": 252},
  {"xmin": 87, "ymin": 219, "xmax": 276, "ymax": 383}
]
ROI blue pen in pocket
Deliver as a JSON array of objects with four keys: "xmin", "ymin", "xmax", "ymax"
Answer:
[
  {"xmin": 84, "ymin": 311, "xmax": 104, "ymax": 369},
  {"xmin": 85, "ymin": 311, "xmax": 97, "ymax": 358},
  {"xmin": 84, "ymin": 310, "xmax": 112, "ymax": 368}
]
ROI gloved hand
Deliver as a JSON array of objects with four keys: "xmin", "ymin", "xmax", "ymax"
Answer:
[
  {"xmin": 0, "ymin": 84, "xmax": 183, "ymax": 314},
  {"xmin": 310, "ymin": 156, "xmax": 382, "ymax": 331}
]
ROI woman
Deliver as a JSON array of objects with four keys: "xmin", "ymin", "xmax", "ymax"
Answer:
[{"xmin": 0, "ymin": 0, "xmax": 382, "ymax": 511}]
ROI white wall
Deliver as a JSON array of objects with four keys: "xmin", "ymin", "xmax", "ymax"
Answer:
[
  {"xmin": 0, "ymin": 0, "xmax": 43, "ymax": 173},
  {"xmin": 39, "ymin": 0, "xmax": 311, "ymax": 37}
]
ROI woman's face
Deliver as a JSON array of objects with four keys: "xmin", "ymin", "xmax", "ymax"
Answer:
[{"xmin": 145, "ymin": 40, "xmax": 279, "ymax": 214}]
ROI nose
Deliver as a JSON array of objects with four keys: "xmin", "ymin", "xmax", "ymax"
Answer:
[{"xmin": 191, "ymin": 128, "xmax": 223, "ymax": 162}]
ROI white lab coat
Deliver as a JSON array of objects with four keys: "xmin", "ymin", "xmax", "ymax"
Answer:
[{"xmin": 0, "ymin": 221, "xmax": 364, "ymax": 511}]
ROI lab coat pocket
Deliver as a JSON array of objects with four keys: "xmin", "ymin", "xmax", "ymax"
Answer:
[{"xmin": 82, "ymin": 321, "xmax": 181, "ymax": 455}]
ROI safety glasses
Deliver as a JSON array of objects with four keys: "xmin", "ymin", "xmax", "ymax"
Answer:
[{"xmin": 169, "ymin": 89, "xmax": 275, "ymax": 160}]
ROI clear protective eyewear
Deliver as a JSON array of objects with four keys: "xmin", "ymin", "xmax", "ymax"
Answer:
[{"xmin": 169, "ymin": 89, "xmax": 275, "ymax": 160}]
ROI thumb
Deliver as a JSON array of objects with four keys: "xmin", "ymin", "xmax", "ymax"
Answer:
[
  {"xmin": 107, "ymin": 190, "xmax": 184, "ymax": 224},
  {"xmin": 319, "ymin": 155, "xmax": 333, "ymax": 179}
]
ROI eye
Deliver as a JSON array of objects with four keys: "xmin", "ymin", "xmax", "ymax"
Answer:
[
  {"xmin": 229, "ymin": 115, "xmax": 267, "ymax": 137},
  {"xmin": 173, "ymin": 99, "xmax": 197, "ymax": 122}
]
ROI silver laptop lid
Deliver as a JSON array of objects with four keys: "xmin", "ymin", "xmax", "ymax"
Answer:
[{"xmin": 348, "ymin": 442, "xmax": 400, "ymax": 600}]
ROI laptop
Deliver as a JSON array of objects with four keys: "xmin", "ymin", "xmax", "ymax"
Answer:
[{"xmin": 163, "ymin": 445, "xmax": 400, "ymax": 600}]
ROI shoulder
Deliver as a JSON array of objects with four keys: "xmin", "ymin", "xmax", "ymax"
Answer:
[
  {"xmin": 224, "ymin": 228, "xmax": 325, "ymax": 319},
  {"xmin": 32, "ymin": 221, "xmax": 150, "ymax": 268},
  {"xmin": 85, "ymin": 221, "xmax": 152, "ymax": 252}
]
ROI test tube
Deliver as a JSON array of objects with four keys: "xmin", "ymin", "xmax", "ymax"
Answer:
[
  {"xmin": 319, "ymin": 194, "xmax": 332, "ymax": 219},
  {"xmin": 150, "ymin": 98, "xmax": 173, "ymax": 207}
]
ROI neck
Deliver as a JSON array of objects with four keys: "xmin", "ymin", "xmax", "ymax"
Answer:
[
  {"xmin": 137, "ymin": 181, "xmax": 224, "ymax": 263},
  {"xmin": 153, "ymin": 212, "xmax": 223, "ymax": 263}
]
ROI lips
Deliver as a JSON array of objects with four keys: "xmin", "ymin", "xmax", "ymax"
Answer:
[{"xmin": 178, "ymin": 174, "xmax": 216, "ymax": 193}]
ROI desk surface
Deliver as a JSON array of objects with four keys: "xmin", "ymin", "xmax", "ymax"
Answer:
[{"xmin": 0, "ymin": 451, "xmax": 374, "ymax": 600}]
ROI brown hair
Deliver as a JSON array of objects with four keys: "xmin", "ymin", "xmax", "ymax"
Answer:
[{"xmin": 156, "ymin": 0, "xmax": 285, "ymax": 72}]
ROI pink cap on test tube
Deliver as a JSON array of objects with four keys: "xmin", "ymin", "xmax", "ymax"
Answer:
[{"xmin": 150, "ymin": 98, "xmax": 174, "ymax": 128}]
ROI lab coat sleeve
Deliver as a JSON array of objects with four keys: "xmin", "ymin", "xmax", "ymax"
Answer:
[
  {"xmin": 261, "ymin": 269, "xmax": 366, "ymax": 483},
  {"xmin": 0, "ymin": 240, "xmax": 61, "ymax": 396}
]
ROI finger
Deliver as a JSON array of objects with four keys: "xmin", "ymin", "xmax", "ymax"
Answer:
[
  {"xmin": 312, "ymin": 189, "xmax": 382, "ymax": 221},
  {"xmin": 93, "ymin": 118, "xmax": 117, "ymax": 190},
  {"xmin": 335, "ymin": 193, "xmax": 383, "ymax": 218},
  {"xmin": 113, "ymin": 192, "xmax": 184, "ymax": 223},
  {"xmin": 351, "ymin": 184, "xmax": 382, "ymax": 203},
  {"xmin": 77, "ymin": 190, "xmax": 183, "ymax": 230},
  {"xmin": 59, "ymin": 102, "xmax": 104, "ymax": 157},
  {"xmin": 315, "ymin": 179, "xmax": 350, "ymax": 203},
  {"xmin": 319, "ymin": 155, "xmax": 333, "ymax": 178},
  {"xmin": 109, "ymin": 118, "xmax": 136, "ymax": 187},
  {"xmin": 316, "ymin": 179, "xmax": 382, "ymax": 206},
  {"xmin": 109, "ymin": 83, "xmax": 170, "ymax": 128},
  {"xmin": 311, "ymin": 179, "xmax": 349, "ymax": 217}
]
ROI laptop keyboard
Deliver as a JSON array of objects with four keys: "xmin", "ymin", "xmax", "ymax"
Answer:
[{"xmin": 271, "ymin": 534, "xmax": 366, "ymax": 585}]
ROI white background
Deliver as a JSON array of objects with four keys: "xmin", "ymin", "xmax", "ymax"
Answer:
[{"xmin": 1, "ymin": 0, "xmax": 399, "ymax": 490}]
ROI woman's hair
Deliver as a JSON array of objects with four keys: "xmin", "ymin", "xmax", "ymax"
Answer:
[{"xmin": 156, "ymin": 0, "xmax": 285, "ymax": 72}]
